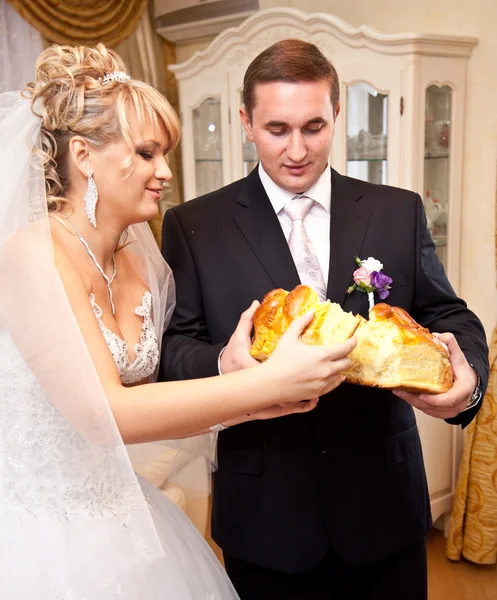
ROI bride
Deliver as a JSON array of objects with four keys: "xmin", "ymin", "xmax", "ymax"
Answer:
[{"xmin": 0, "ymin": 44, "xmax": 355, "ymax": 599}]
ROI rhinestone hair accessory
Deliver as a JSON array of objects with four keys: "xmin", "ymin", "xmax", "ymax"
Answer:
[{"xmin": 100, "ymin": 71, "xmax": 130, "ymax": 85}]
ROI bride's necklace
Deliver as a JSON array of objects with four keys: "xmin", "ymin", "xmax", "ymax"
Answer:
[{"xmin": 61, "ymin": 210, "xmax": 117, "ymax": 315}]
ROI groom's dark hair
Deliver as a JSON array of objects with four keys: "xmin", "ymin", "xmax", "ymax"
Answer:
[{"xmin": 242, "ymin": 39, "xmax": 340, "ymax": 121}]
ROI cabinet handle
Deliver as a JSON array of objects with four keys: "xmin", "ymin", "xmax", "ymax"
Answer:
[{"xmin": 400, "ymin": 96, "xmax": 404, "ymax": 116}]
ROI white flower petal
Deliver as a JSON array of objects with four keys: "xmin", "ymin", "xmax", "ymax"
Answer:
[{"xmin": 361, "ymin": 257, "xmax": 383, "ymax": 272}]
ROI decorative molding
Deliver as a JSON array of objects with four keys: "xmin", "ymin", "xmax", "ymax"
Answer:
[
  {"xmin": 170, "ymin": 7, "xmax": 478, "ymax": 80},
  {"xmin": 189, "ymin": 93, "xmax": 221, "ymax": 112}
]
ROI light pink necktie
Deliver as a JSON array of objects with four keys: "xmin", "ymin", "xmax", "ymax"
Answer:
[{"xmin": 283, "ymin": 196, "xmax": 327, "ymax": 300}]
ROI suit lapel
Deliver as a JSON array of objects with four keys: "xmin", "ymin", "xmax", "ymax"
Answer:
[
  {"xmin": 233, "ymin": 168, "xmax": 300, "ymax": 291},
  {"xmin": 327, "ymin": 169, "xmax": 372, "ymax": 307},
  {"xmin": 232, "ymin": 168, "xmax": 373, "ymax": 304}
]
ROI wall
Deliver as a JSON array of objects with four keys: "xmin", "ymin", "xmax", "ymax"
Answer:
[{"xmin": 174, "ymin": 0, "xmax": 497, "ymax": 338}]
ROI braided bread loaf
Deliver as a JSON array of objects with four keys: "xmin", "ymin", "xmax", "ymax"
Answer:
[{"xmin": 250, "ymin": 285, "xmax": 453, "ymax": 394}]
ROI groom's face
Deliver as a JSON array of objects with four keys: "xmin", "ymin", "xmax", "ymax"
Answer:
[{"xmin": 240, "ymin": 79, "xmax": 339, "ymax": 194}]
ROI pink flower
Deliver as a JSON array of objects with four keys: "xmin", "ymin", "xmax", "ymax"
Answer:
[{"xmin": 353, "ymin": 267, "xmax": 372, "ymax": 286}]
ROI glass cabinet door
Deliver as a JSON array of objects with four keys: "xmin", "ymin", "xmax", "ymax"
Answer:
[
  {"xmin": 424, "ymin": 85, "xmax": 451, "ymax": 268},
  {"xmin": 242, "ymin": 125, "xmax": 259, "ymax": 176},
  {"xmin": 240, "ymin": 91, "xmax": 258, "ymax": 177},
  {"xmin": 193, "ymin": 97, "xmax": 223, "ymax": 196},
  {"xmin": 346, "ymin": 82, "xmax": 388, "ymax": 185}
]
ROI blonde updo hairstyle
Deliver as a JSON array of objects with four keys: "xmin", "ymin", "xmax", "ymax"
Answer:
[{"xmin": 24, "ymin": 43, "xmax": 180, "ymax": 211}]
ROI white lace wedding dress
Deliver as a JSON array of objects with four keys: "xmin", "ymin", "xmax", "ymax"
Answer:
[{"xmin": 0, "ymin": 291, "xmax": 239, "ymax": 599}]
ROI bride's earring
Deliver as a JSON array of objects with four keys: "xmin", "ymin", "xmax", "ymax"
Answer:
[{"xmin": 84, "ymin": 171, "xmax": 98, "ymax": 228}]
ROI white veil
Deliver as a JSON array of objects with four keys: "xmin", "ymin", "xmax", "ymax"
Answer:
[{"xmin": 0, "ymin": 90, "xmax": 209, "ymax": 597}]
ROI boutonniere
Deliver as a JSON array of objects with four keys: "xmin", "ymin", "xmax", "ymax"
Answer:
[{"xmin": 347, "ymin": 256, "xmax": 393, "ymax": 310}]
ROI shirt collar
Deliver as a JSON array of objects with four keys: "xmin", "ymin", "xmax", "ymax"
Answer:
[{"xmin": 258, "ymin": 163, "xmax": 332, "ymax": 215}]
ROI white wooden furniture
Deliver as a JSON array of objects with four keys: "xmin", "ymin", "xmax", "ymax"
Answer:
[{"xmin": 169, "ymin": 7, "xmax": 477, "ymax": 525}]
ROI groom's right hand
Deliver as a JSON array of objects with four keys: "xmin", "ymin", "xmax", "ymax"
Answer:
[{"xmin": 220, "ymin": 301, "xmax": 260, "ymax": 374}]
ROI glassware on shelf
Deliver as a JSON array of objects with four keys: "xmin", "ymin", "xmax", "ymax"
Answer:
[
  {"xmin": 424, "ymin": 121, "xmax": 450, "ymax": 157},
  {"xmin": 437, "ymin": 121, "xmax": 450, "ymax": 148},
  {"xmin": 193, "ymin": 97, "xmax": 222, "ymax": 160},
  {"xmin": 424, "ymin": 86, "xmax": 451, "ymax": 158},
  {"xmin": 192, "ymin": 97, "xmax": 223, "ymax": 196},
  {"xmin": 347, "ymin": 130, "xmax": 387, "ymax": 160},
  {"xmin": 346, "ymin": 82, "xmax": 388, "ymax": 184}
]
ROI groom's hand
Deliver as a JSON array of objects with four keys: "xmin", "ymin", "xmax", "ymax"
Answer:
[
  {"xmin": 220, "ymin": 301, "xmax": 260, "ymax": 374},
  {"xmin": 393, "ymin": 332, "xmax": 477, "ymax": 419}
]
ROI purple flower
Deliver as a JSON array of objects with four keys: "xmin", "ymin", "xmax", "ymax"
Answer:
[
  {"xmin": 377, "ymin": 287, "xmax": 390, "ymax": 300},
  {"xmin": 371, "ymin": 271, "xmax": 392, "ymax": 290}
]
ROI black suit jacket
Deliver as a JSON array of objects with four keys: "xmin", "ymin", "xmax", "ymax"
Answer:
[{"xmin": 160, "ymin": 168, "xmax": 489, "ymax": 572}]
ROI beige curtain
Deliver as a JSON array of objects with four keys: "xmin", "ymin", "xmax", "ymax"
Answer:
[
  {"xmin": 446, "ymin": 327, "xmax": 497, "ymax": 564},
  {"xmin": 116, "ymin": 6, "xmax": 182, "ymax": 247},
  {"xmin": 6, "ymin": 0, "xmax": 147, "ymax": 47}
]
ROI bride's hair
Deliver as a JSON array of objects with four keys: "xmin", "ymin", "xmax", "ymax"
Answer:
[{"xmin": 23, "ymin": 43, "xmax": 180, "ymax": 210}]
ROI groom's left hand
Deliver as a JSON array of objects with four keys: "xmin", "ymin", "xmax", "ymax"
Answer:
[
  {"xmin": 393, "ymin": 332, "xmax": 477, "ymax": 419},
  {"xmin": 220, "ymin": 301, "xmax": 260, "ymax": 374}
]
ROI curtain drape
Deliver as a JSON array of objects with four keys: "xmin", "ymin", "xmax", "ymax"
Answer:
[
  {"xmin": 5, "ymin": 0, "xmax": 147, "ymax": 47},
  {"xmin": 116, "ymin": 6, "xmax": 182, "ymax": 246},
  {"xmin": 0, "ymin": 0, "xmax": 42, "ymax": 93},
  {"xmin": 447, "ymin": 327, "xmax": 497, "ymax": 564}
]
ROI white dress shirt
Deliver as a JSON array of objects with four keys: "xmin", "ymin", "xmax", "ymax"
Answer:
[{"xmin": 258, "ymin": 163, "xmax": 331, "ymax": 286}]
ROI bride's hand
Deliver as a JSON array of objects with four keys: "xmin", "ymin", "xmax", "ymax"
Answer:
[
  {"xmin": 246, "ymin": 398, "xmax": 319, "ymax": 421},
  {"xmin": 263, "ymin": 312, "xmax": 357, "ymax": 403},
  {"xmin": 221, "ymin": 397, "xmax": 319, "ymax": 428}
]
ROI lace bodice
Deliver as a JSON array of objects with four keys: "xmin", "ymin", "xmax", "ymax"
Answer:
[{"xmin": 89, "ymin": 291, "xmax": 159, "ymax": 385}]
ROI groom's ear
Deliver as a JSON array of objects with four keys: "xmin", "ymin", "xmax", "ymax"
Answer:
[{"xmin": 67, "ymin": 135, "xmax": 92, "ymax": 179}]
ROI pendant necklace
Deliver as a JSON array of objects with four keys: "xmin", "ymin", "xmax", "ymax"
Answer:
[{"xmin": 61, "ymin": 210, "xmax": 117, "ymax": 315}]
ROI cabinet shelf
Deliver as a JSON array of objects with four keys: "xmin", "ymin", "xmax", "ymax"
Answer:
[
  {"xmin": 195, "ymin": 158, "xmax": 222, "ymax": 163},
  {"xmin": 424, "ymin": 154, "xmax": 449, "ymax": 160}
]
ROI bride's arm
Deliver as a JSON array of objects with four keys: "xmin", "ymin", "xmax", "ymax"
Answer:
[{"xmin": 53, "ymin": 243, "xmax": 354, "ymax": 444}]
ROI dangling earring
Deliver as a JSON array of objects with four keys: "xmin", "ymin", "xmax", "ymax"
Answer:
[{"xmin": 84, "ymin": 171, "xmax": 98, "ymax": 228}]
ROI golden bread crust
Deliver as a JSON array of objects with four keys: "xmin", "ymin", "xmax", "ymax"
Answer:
[{"xmin": 250, "ymin": 285, "xmax": 362, "ymax": 360}]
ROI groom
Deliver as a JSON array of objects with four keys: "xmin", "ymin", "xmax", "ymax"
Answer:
[{"xmin": 160, "ymin": 39, "xmax": 489, "ymax": 599}]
